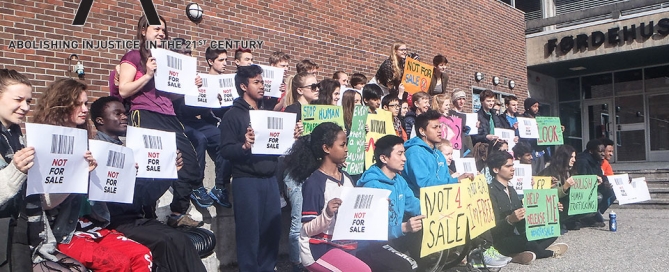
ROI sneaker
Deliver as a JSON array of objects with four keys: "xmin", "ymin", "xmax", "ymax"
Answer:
[
  {"xmin": 167, "ymin": 214, "xmax": 204, "ymax": 228},
  {"xmin": 191, "ymin": 187, "xmax": 214, "ymax": 208},
  {"xmin": 208, "ymin": 186, "xmax": 232, "ymax": 208},
  {"xmin": 546, "ymin": 243, "xmax": 569, "ymax": 257},
  {"xmin": 482, "ymin": 247, "xmax": 512, "ymax": 267},
  {"xmin": 510, "ymin": 251, "xmax": 536, "ymax": 265}
]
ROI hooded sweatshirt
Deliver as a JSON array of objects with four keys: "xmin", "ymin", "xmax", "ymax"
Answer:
[
  {"xmin": 219, "ymin": 97, "xmax": 278, "ymax": 178},
  {"xmin": 401, "ymin": 137, "xmax": 457, "ymax": 197},
  {"xmin": 357, "ymin": 165, "xmax": 421, "ymax": 240}
]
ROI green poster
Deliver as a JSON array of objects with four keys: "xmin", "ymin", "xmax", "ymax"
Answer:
[
  {"xmin": 523, "ymin": 189, "xmax": 561, "ymax": 241},
  {"xmin": 536, "ymin": 117, "xmax": 563, "ymax": 145},
  {"xmin": 568, "ymin": 175, "xmax": 599, "ymax": 215},
  {"xmin": 344, "ymin": 106, "xmax": 368, "ymax": 175},
  {"xmin": 301, "ymin": 105, "xmax": 345, "ymax": 135}
]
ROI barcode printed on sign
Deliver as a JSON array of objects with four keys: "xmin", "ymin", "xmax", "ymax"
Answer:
[
  {"xmin": 614, "ymin": 178, "xmax": 623, "ymax": 185},
  {"xmin": 523, "ymin": 120, "xmax": 532, "ymax": 126},
  {"xmin": 106, "ymin": 150, "xmax": 126, "ymax": 169},
  {"xmin": 516, "ymin": 167, "xmax": 525, "ymax": 176},
  {"xmin": 219, "ymin": 78, "xmax": 234, "ymax": 88},
  {"xmin": 201, "ymin": 77, "xmax": 208, "ymax": 88},
  {"xmin": 50, "ymin": 134, "xmax": 74, "ymax": 154},
  {"xmin": 267, "ymin": 117, "xmax": 283, "ymax": 130},
  {"xmin": 354, "ymin": 194, "xmax": 374, "ymax": 209},
  {"xmin": 370, "ymin": 120, "xmax": 385, "ymax": 134},
  {"xmin": 502, "ymin": 131, "xmax": 511, "ymax": 138},
  {"xmin": 166, "ymin": 55, "xmax": 182, "ymax": 70},
  {"xmin": 142, "ymin": 135, "xmax": 163, "ymax": 149},
  {"xmin": 463, "ymin": 162, "xmax": 474, "ymax": 173},
  {"xmin": 263, "ymin": 69, "xmax": 274, "ymax": 79}
]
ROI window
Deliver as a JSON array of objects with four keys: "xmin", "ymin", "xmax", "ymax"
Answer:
[{"xmin": 471, "ymin": 87, "xmax": 515, "ymax": 113}]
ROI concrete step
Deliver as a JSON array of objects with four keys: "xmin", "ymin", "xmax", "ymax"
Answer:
[{"xmin": 612, "ymin": 198, "xmax": 669, "ymax": 209}]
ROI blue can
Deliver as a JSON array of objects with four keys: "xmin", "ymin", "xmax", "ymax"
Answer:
[{"xmin": 609, "ymin": 211, "xmax": 617, "ymax": 232}]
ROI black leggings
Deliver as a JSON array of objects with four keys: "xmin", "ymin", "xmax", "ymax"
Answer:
[
  {"xmin": 356, "ymin": 242, "xmax": 418, "ymax": 272},
  {"xmin": 494, "ymin": 235, "xmax": 557, "ymax": 259},
  {"xmin": 130, "ymin": 110, "xmax": 201, "ymax": 214}
]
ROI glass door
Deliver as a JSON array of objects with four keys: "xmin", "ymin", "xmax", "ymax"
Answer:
[
  {"xmin": 647, "ymin": 94, "xmax": 669, "ymax": 161},
  {"xmin": 582, "ymin": 99, "xmax": 614, "ymax": 152},
  {"xmin": 614, "ymin": 95, "xmax": 646, "ymax": 161}
]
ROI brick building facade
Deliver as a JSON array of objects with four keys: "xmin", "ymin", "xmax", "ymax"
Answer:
[{"xmin": 1, "ymin": 0, "xmax": 528, "ymax": 118}]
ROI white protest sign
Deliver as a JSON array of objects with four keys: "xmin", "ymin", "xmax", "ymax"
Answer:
[
  {"xmin": 259, "ymin": 64, "xmax": 285, "ymax": 98},
  {"xmin": 454, "ymin": 157, "xmax": 477, "ymax": 175},
  {"xmin": 517, "ymin": 117, "xmax": 539, "ymax": 139},
  {"xmin": 88, "ymin": 140, "xmax": 136, "ymax": 203},
  {"xmin": 494, "ymin": 128, "xmax": 516, "ymax": 150},
  {"xmin": 217, "ymin": 73, "xmax": 238, "ymax": 107},
  {"xmin": 151, "ymin": 48, "xmax": 197, "ymax": 94},
  {"xmin": 512, "ymin": 160, "xmax": 533, "ymax": 195},
  {"xmin": 452, "ymin": 148, "xmax": 461, "ymax": 159},
  {"xmin": 332, "ymin": 187, "xmax": 391, "ymax": 241},
  {"xmin": 631, "ymin": 177, "xmax": 651, "ymax": 203},
  {"xmin": 125, "ymin": 126, "xmax": 177, "ymax": 179},
  {"xmin": 184, "ymin": 74, "xmax": 225, "ymax": 108},
  {"xmin": 249, "ymin": 110, "xmax": 297, "ymax": 155},
  {"xmin": 608, "ymin": 174, "xmax": 643, "ymax": 205},
  {"xmin": 26, "ymin": 123, "xmax": 89, "ymax": 195},
  {"xmin": 465, "ymin": 113, "xmax": 478, "ymax": 135}
]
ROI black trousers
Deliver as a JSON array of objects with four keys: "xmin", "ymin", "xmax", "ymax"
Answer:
[
  {"xmin": 494, "ymin": 235, "xmax": 557, "ymax": 259},
  {"xmin": 356, "ymin": 242, "xmax": 418, "ymax": 272},
  {"xmin": 131, "ymin": 110, "xmax": 200, "ymax": 214},
  {"xmin": 115, "ymin": 219, "xmax": 206, "ymax": 272},
  {"xmin": 0, "ymin": 217, "xmax": 31, "ymax": 272}
]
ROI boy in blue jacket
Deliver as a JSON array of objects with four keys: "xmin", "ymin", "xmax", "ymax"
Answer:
[
  {"xmin": 402, "ymin": 110, "xmax": 469, "ymax": 197},
  {"xmin": 357, "ymin": 135, "xmax": 425, "ymax": 271}
]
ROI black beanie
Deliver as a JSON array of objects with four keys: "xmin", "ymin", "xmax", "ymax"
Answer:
[{"xmin": 524, "ymin": 98, "xmax": 539, "ymax": 111}]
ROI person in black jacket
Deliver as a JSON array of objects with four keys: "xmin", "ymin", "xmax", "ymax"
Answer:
[
  {"xmin": 472, "ymin": 89, "xmax": 502, "ymax": 145},
  {"xmin": 219, "ymin": 65, "xmax": 301, "ymax": 271},
  {"xmin": 519, "ymin": 97, "xmax": 549, "ymax": 175},
  {"xmin": 574, "ymin": 139, "xmax": 615, "ymax": 227}
]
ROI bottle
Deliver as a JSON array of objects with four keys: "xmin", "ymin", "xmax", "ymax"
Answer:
[{"xmin": 609, "ymin": 211, "xmax": 617, "ymax": 232}]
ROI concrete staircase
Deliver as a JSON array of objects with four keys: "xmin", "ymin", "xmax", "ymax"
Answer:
[{"xmin": 611, "ymin": 166, "xmax": 669, "ymax": 209}]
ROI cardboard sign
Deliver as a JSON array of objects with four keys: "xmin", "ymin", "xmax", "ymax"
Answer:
[
  {"xmin": 462, "ymin": 175, "xmax": 496, "ymax": 239},
  {"xmin": 568, "ymin": 175, "xmax": 598, "ymax": 215},
  {"xmin": 125, "ymin": 126, "xmax": 178, "ymax": 179},
  {"xmin": 25, "ymin": 124, "xmax": 89, "ymax": 195},
  {"xmin": 151, "ymin": 48, "xmax": 197, "ymax": 94},
  {"xmin": 523, "ymin": 189, "xmax": 561, "ymax": 241},
  {"xmin": 249, "ymin": 110, "xmax": 297, "ymax": 155},
  {"xmin": 533, "ymin": 176, "xmax": 552, "ymax": 189},
  {"xmin": 536, "ymin": 117, "xmax": 563, "ymax": 145},
  {"xmin": 494, "ymin": 128, "xmax": 516, "ymax": 150},
  {"xmin": 453, "ymin": 158, "xmax": 477, "ymax": 175},
  {"xmin": 512, "ymin": 161, "xmax": 533, "ymax": 195},
  {"xmin": 402, "ymin": 57, "xmax": 433, "ymax": 94},
  {"xmin": 344, "ymin": 106, "xmax": 368, "ymax": 175},
  {"xmin": 301, "ymin": 105, "xmax": 345, "ymax": 135},
  {"xmin": 439, "ymin": 116, "xmax": 463, "ymax": 150},
  {"xmin": 332, "ymin": 187, "xmax": 391, "ymax": 241},
  {"xmin": 258, "ymin": 64, "xmax": 285, "ymax": 98},
  {"xmin": 419, "ymin": 183, "xmax": 468, "ymax": 257},
  {"xmin": 631, "ymin": 177, "xmax": 651, "ymax": 203},
  {"xmin": 88, "ymin": 140, "xmax": 136, "ymax": 203},
  {"xmin": 465, "ymin": 113, "xmax": 478, "ymax": 135},
  {"xmin": 365, "ymin": 110, "xmax": 395, "ymax": 170},
  {"xmin": 517, "ymin": 117, "xmax": 539, "ymax": 139},
  {"xmin": 185, "ymin": 74, "xmax": 221, "ymax": 108}
]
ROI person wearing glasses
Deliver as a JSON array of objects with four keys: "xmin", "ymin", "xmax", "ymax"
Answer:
[
  {"xmin": 382, "ymin": 95, "xmax": 407, "ymax": 141},
  {"xmin": 374, "ymin": 42, "xmax": 408, "ymax": 93}
]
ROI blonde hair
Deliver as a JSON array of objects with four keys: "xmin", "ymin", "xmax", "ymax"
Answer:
[
  {"xmin": 431, "ymin": 93, "xmax": 450, "ymax": 114},
  {"xmin": 283, "ymin": 74, "xmax": 296, "ymax": 106},
  {"xmin": 389, "ymin": 42, "xmax": 406, "ymax": 83}
]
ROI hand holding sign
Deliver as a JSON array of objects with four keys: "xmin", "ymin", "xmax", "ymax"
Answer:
[
  {"xmin": 327, "ymin": 198, "xmax": 342, "ymax": 217},
  {"xmin": 12, "ymin": 147, "xmax": 35, "ymax": 174},
  {"xmin": 243, "ymin": 127, "xmax": 255, "ymax": 150},
  {"xmin": 146, "ymin": 57, "xmax": 157, "ymax": 77},
  {"xmin": 403, "ymin": 215, "xmax": 426, "ymax": 233},
  {"xmin": 85, "ymin": 150, "xmax": 97, "ymax": 172}
]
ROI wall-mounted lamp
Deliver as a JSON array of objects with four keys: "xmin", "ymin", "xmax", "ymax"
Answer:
[
  {"xmin": 508, "ymin": 80, "xmax": 515, "ymax": 89},
  {"xmin": 186, "ymin": 3, "xmax": 203, "ymax": 23},
  {"xmin": 492, "ymin": 76, "xmax": 500, "ymax": 86},
  {"xmin": 475, "ymin": 72, "xmax": 483, "ymax": 82},
  {"xmin": 69, "ymin": 54, "xmax": 84, "ymax": 78}
]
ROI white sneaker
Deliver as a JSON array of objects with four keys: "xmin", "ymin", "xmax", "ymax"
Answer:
[{"xmin": 482, "ymin": 247, "xmax": 512, "ymax": 267}]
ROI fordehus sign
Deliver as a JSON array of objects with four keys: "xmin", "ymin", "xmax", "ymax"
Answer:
[{"xmin": 546, "ymin": 18, "xmax": 669, "ymax": 56}]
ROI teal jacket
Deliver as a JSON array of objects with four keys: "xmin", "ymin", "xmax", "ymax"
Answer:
[
  {"xmin": 401, "ymin": 137, "xmax": 458, "ymax": 197},
  {"xmin": 358, "ymin": 165, "xmax": 421, "ymax": 240}
]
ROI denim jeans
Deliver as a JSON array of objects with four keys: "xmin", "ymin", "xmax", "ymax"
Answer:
[{"xmin": 285, "ymin": 175, "xmax": 303, "ymax": 264}]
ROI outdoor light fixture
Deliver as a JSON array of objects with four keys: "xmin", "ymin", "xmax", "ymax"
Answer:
[
  {"xmin": 186, "ymin": 3, "xmax": 203, "ymax": 23},
  {"xmin": 493, "ymin": 76, "xmax": 500, "ymax": 86},
  {"xmin": 475, "ymin": 72, "xmax": 483, "ymax": 82},
  {"xmin": 508, "ymin": 80, "xmax": 515, "ymax": 89}
]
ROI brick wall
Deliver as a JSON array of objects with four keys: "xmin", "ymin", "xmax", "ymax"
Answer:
[{"xmin": 1, "ymin": 0, "xmax": 528, "ymax": 121}]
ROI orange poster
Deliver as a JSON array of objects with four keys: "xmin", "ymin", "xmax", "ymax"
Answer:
[{"xmin": 402, "ymin": 57, "xmax": 434, "ymax": 94}]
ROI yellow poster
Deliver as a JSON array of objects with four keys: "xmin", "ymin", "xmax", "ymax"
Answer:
[
  {"xmin": 532, "ymin": 176, "xmax": 552, "ymax": 189},
  {"xmin": 402, "ymin": 57, "xmax": 434, "ymax": 94},
  {"xmin": 364, "ymin": 109, "xmax": 394, "ymax": 170},
  {"xmin": 462, "ymin": 175, "xmax": 496, "ymax": 239},
  {"xmin": 419, "ymin": 183, "xmax": 468, "ymax": 258}
]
